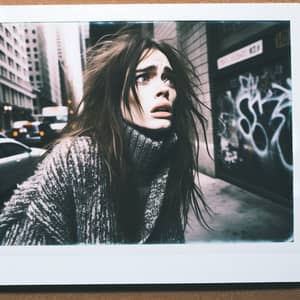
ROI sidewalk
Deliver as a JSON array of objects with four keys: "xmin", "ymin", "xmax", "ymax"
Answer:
[{"xmin": 185, "ymin": 173, "xmax": 293, "ymax": 242}]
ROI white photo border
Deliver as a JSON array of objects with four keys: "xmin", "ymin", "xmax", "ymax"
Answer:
[{"xmin": 0, "ymin": 3, "xmax": 299, "ymax": 285}]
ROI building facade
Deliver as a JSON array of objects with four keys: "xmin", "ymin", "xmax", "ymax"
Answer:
[
  {"xmin": 0, "ymin": 23, "xmax": 35, "ymax": 130},
  {"xmin": 153, "ymin": 21, "xmax": 292, "ymax": 206},
  {"xmin": 207, "ymin": 22, "xmax": 292, "ymax": 205}
]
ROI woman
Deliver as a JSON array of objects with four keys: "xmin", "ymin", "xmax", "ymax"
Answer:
[{"xmin": 0, "ymin": 28, "xmax": 210, "ymax": 245}]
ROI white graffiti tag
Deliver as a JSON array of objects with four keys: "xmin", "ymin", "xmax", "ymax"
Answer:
[{"xmin": 235, "ymin": 74, "xmax": 292, "ymax": 171}]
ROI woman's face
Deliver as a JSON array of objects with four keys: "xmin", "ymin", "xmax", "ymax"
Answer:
[{"xmin": 122, "ymin": 49, "xmax": 177, "ymax": 130}]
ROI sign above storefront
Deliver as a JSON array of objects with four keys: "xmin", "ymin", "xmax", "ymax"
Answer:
[{"xmin": 217, "ymin": 40, "xmax": 263, "ymax": 70}]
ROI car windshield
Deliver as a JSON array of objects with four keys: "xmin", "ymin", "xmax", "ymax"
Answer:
[
  {"xmin": 43, "ymin": 116, "xmax": 68, "ymax": 123},
  {"xmin": 23, "ymin": 125, "xmax": 39, "ymax": 133}
]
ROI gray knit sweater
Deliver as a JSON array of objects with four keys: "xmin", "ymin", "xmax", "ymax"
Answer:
[{"xmin": 0, "ymin": 125, "xmax": 184, "ymax": 245}]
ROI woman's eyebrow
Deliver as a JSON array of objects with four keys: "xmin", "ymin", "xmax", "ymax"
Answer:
[
  {"xmin": 136, "ymin": 66, "xmax": 156, "ymax": 73},
  {"xmin": 136, "ymin": 65, "xmax": 174, "ymax": 73}
]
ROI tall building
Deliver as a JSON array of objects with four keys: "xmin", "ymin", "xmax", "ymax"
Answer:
[
  {"xmin": 0, "ymin": 23, "xmax": 35, "ymax": 130},
  {"xmin": 79, "ymin": 23, "xmax": 89, "ymax": 72},
  {"xmin": 24, "ymin": 23, "xmax": 62, "ymax": 117},
  {"xmin": 56, "ymin": 23, "xmax": 85, "ymax": 109}
]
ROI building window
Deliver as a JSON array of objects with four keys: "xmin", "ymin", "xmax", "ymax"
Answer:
[
  {"xmin": 33, "ymin": 47, "xmax": 37, "ymax": 52},
  {"xmin": 6, "ymin": 42, "xmax": 13, "ymax": 52},
  {"xmin": 0, "ymin": 66, "xmax": 7, "ymax": 77},
  {"xmin": 29, "ymin": 75, "xmax": 33, "ymax": 81},
  {"xmin": 29, "ymin": 66, "xmax": 32, "ymax": 71},
  {"xmin": 12, "ymin": 26, "xmax": 17, "ymax": 33},
  {"xmin": 9, "ymin": 72, "xmax": 15, "ymax": 81},
  {"xmin": 32, "ymin": 29, "xmax": 36, "ymax": 34},
  {"xmin": 35, "ymin": 61, "xmax": 39, "ymax": 70},
  {"xmin": 8, "ymin": 57, "xmax": 13, "ymax": 67},
  {"xmin": 25, "ymin": 39, "xmax": 29, "ymax": 43},
  {"xmin": 32, "ymin": 38, "xmax": 36, "ymax": 43},
  {"xmin": 25, "ymin": 28, "xmax": 28, "ymax": 33},
  {"xmin": 0, "ymin": 35, "xmax": 4, "ymax": 46},
  {"xmin": 5, "ymin": 28, "xmax": 11, "ymax": 38},
  {"xmin": 14, "ymin": 50, "xmax": 19, "ymax": 58},
  {"xmin": 34, "ymin": 54, "xmax": 38, "ymax": 59},
  {"xmin": 26, "ymin": 47, "xmax": 30, "ymax": 52},
  {"xmin": 16, "ymin": 63, "xmax": 21, "ymax": 71},
  {"xmin": 0, "ymin": 50, "xmax": 5, "ymax": 61},
  {"xmin": 36, "ymin": 75, "xmax": 40, "ymax": 80}
]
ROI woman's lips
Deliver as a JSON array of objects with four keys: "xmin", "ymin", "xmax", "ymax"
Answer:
[
  {"xmin": 151, "ymin": 111, "xmax": 172, "ymax": 118},
  {"xmin": 151, "ymin": 103, "xmax": 172, "ymax": 118}
]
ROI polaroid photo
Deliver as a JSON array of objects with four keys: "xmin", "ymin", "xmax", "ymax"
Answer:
[{"xmin": 0, "ymin": 3, "xmax": 299, "ymax": 285}]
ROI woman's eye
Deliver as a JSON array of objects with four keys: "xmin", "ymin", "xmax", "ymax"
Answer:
[
  {"xmin": 162, "ymin": 73, "xmax": 175, "ymax": 87},
  {"xmin": 136, "ymin": 74, "xmax": 150, "ymax": 84}
]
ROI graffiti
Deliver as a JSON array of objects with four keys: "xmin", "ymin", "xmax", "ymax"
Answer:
[
  {"xmin": 220, "ymin": 73, "xmax": 292, "ymax": 171},
  {"xmin": 218, "ymin": 111, "xmax": 241, "ymax": 165}
]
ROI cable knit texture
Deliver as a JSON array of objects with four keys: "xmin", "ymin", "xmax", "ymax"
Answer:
[{"xmin": 0, "ymin": 124, "xmax": 184, "ymax": 245}]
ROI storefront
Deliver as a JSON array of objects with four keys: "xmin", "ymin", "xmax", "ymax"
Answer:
[{"xmin": 208, "ymin": 21, "xmax": 292, "ymax": 205}]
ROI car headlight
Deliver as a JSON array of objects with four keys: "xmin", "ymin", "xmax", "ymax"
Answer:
[{"xmin": 12, "ymin": 130, "xmax": 19, "ymax": 137}]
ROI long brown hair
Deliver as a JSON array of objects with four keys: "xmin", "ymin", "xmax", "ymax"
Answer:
[{"xmin": 61, "ymin": 27, "xmax": 211, "ymax": 241}]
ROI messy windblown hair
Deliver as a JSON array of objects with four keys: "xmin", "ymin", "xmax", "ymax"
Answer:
[{"xmin": 61, "ymin": 27, "xmax": 211, "ymax": 242}]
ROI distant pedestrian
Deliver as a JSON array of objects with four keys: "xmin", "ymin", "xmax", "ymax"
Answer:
[{"xmin": 0, "ymin": 27, "xmax": 210, "ymax": 245}]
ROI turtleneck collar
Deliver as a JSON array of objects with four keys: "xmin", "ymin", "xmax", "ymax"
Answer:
[{"xmin": 123, "ymin": 122, "xmax": 178, "ymax": 174}]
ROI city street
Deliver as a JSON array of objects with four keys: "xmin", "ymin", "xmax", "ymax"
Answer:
[
  {"xmin": 0, "ymin": 21, "xmax": 293, "ymax": 245},
  {"xmin": 185, "ymin": 172, "xmax": 293, "ymax": 243}
]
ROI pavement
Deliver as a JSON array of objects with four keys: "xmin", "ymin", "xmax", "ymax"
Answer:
[{"xmin": 185, "ymin": 173, "xmax": 293, "ymax": 243}]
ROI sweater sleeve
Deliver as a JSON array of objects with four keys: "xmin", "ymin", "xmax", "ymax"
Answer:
[{"xmin": 0, "ymin": 138, "xmax": 77, "ymax": 245}]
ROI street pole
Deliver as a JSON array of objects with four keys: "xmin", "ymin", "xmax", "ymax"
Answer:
[{"xmin": 3, "ymin": 105, "xmax": 12, "ymax": 130}]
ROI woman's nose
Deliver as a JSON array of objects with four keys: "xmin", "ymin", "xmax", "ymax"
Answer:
[
  {"xmin": 156, "ymin": 80, "xmax": 170, "ymax": 99},
  {"xmin": 157, "ymin": 89, "xmax": 169, "ymax": 99}
]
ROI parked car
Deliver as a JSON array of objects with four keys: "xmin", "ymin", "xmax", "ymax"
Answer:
[
  {"xmin": 6, "ymin": 120, "xmax": 29, "ymax": 139},
  {"xmin": 0, "ymin": 138, "xmax": 45, "ymax": 207},
  {"xmin": 9, "ymin": 121, "xmax": 42, "ymax": 147}
]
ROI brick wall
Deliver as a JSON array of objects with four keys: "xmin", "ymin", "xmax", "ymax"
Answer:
[
  {"xmin": 154, "ymin": 22, "xmax": 215, "ymax": 176},
  {"xmin": 177, "ymin": 22, "xmax": 215, "ymax": 176},
  {"xmin": 153, "ymin": 22, "xmax": 178, "ymax": 48}
]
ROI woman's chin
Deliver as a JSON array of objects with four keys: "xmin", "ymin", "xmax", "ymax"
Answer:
[{"xmin": 145, "ymin": 119, "xmax": 172, "ymax": 130}]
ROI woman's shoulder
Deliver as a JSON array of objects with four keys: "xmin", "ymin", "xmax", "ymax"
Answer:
[
  {"xmin": 38, "ymin": 135, "xmax": 99, "ymax": 171},
  {"xmin": 50, "ymin": 135, "xmax": 96, "ymax": 157},
  {"xmin": 54, "ymin": 135, "xmax": 94, "ymax": 148}
]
